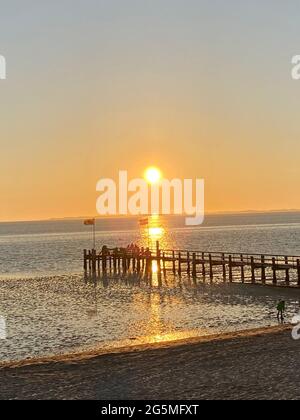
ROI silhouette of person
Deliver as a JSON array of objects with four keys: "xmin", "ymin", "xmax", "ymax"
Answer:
[
  {"xmin": 101, "ymin": 245, "xmax": 109, "ymax": 270},
  {"xmin": 277, "ymin": 300, "xmax": 286, "ymax": 322}
]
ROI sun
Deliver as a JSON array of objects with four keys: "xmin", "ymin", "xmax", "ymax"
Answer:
[{"xmin": 144, "ymin": 167, "xmax": 162, "ymax": 184}]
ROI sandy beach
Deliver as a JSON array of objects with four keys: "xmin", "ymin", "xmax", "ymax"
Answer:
[{"xmin": 0, "ymin": 325, "xmax": 298, "ymax": 400}]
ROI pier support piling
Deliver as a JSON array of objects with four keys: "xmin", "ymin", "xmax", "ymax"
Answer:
[
  {"xmin": 222, "ymin": 253, "xmax": 226, "ymax": 281},
  {"xmin": 241, "ymin": 255, "xmax": 245, "ymax": 283},
  {"xmin": 84, "ymin": 249, "xmax": 87, "ymax": 271},
  {"xmin": 272, "ymin": 258, "xmax": 277, "ymax": 285},
  {"xmin": 285, "ymin": 257, "xmax": 290, "ymax": 284},
  {"xmin": 178, "ymin": 252, "xmax": 182, "ymax": 276},
  {"xmin": 209, "ymin": 254, "xmax": 213, "ymax": 281},
  {"xmin": 261, "ymin": 255, "xmax": 266, "ymax": 283},
  {"xmin": 192, "ymin": 253, "xmax": 197, "ymax": 278},
  {"xmin": 229, "ymin": 255, "xmax": 233, "ymax": 282},
  {"xmin": 187, "ymin": 252, "xmax": 191, "ymax": 276},
  {"xmin": 251, "ymin": 257, "xmax": 255, "ymax": 283},
  {"xmin": 172, "ymin": 251, "xmax": 176, "ymax": 275}
]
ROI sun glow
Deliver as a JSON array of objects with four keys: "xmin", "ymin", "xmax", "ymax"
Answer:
[
  {"xmin": 149, "ymin": 227, "xmax": 164, "ymax": 237},
  {"xmin": 144, "ymin": 167, "xmax": 162, "ymax": 184}
]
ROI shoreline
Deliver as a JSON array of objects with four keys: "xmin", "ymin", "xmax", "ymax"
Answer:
[
  {"xmin": 0, "ymin": 324, "xmax": 291, "ymax": 370},
  {"xmin": 0, "ymin": 324, "xmax": 298, "ymax": 400}
]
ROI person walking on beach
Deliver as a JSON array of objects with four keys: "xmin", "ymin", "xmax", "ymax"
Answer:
[{"xmin": 277, "ymin": 300, "xmax": 286, "ymax": 322}]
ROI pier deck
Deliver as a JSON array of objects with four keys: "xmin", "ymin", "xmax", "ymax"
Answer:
[{"xmin": 83, "ymin": 242, "xmax": 300, "ymax": 286}]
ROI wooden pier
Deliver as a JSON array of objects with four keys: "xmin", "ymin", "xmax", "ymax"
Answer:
[{"xmin": 83, "ymin": 242, "xmax": 300, "ymax": 287}]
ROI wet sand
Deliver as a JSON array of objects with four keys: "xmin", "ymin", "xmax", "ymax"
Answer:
[{"xmin": 0, "ymin": 325, "xmax": 299, "ymax": 400}]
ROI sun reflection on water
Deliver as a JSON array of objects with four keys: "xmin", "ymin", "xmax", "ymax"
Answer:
[
  {"xmin": 151, "ymin": 260, "xmax": 158, "ymax": 274},
  {"xmin": 130, "ymin": 288, "xmax": 209, "ymax": 345},
  {"xmin": 140, "ymin": 215, "xmax": 170, "ymax": 249},
  {"xmin": 149, "ymin": 227, "xmax": 165, "ymax": 237}
]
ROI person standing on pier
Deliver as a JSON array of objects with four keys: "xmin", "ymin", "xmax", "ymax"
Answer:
[{"xmin": 101, "ymin": 245, "xmax": 109, "ymax": 271}]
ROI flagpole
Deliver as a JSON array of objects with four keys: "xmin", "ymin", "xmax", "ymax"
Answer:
[{"xmin": 93, "ymin": 219, "xmax": 96, "ymax": 250}]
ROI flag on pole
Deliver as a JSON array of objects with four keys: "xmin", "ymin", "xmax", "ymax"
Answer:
[
  {"xmin": 84, "ymin": 219, "xmax": 95, "ymax": 226},
  {"xmin": 139, "ymin": 217, "xmax": 149, "ymax": 226}
]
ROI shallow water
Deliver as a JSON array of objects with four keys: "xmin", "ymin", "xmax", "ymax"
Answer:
[
  {"xmin": 0, "ymin": 273, "xmax": 300, "ymax": 362},
  {"xmin": 0, "ymin": 213, "xmax": 299, "ymax": 362}
]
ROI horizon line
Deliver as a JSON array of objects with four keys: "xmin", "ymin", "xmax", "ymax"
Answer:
[{"xmin": 1, "ymin": 209, "xmax": 300, "ymax": 224}]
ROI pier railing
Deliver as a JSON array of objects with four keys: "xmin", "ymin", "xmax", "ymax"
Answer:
[{"xmin": 83, "ymin": 242, "xmax": 300, "ymax": 287}]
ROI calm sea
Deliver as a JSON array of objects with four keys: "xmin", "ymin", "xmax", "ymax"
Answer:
[{"xmin": 0, "ymin": 212, "xmax": 300, "ymax": 362}]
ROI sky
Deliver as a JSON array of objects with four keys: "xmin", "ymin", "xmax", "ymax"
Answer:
[{"xmin": 0, "ymin": 0, "xmax": 300, "ymax": 221}]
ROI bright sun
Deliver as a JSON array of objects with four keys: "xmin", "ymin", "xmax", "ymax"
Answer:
[{"xmin": 144, "ymin": 167, "xmax": 162, "ymax": 184}]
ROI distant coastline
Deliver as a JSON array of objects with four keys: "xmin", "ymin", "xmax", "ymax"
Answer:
[{"xmin": 1, "ymin": 209, "xmax": 300, "ymax": 225}]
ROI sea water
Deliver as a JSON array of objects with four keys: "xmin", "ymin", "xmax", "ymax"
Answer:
[{"xmin": 0, "ymin": 212, "xmax": 299, "ymax": 362}]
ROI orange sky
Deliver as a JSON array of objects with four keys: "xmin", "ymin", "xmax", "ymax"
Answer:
[{"xmin": 1, "ymin": 2, "xmax": 300, "ymax": 222}]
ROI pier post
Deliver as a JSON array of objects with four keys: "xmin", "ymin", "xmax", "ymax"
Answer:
[
  {"xmin": 88, "ymin": 250, "xmax": 92, "ymax": 271},
  {"xmin": 113, "ymin": 253, "xmax": 117, "ymax": 273},
  {"xmin": 202, "ymin": 252, "xmax": 206, "ymax": 278},
  {"xmin": 118, "ymin": 255, "xmax": 121, "ymax": 273},
  {"xmin": 192, "ymin": 253, "xmax": 197, "ymax": 278},
  {"xmin": 172, "ymin": 251, "xmax": 176, "ymax": 275},
  {"xmin": 137, "ymin": 254, "xmax": 141, "ymax": 273},
  {"xmin": 156, "ymin": 241, "xmax": 161, "ymax": 275},
  {"xmin": 97, "ymin": 254, "xmax": 100, "ymax": 272},
  {"xmin": 222, "ymin": 253, "xmax": 226, "ymax": 281},
  {"xmin": 142, "ymin": 254, "xmax": 146, "ymax": 274},
  {"xmin": 241, "ymin": 254, "xmax": 245, "ymax": 283},
  {"xmin": 251, "ymin": 257, "xmax": 255, "ymax": 283},
  {"xmin": 84, "ymin": 249, "xmax": 87, "ymax": 271},
  {"xmin": 229, "ymin": 255, "xmax": 233, "ymax": 282},
  {"xmin": 156, "ymin": 241, "xmax": 160, "ymax": 255},
  {"xmin": 163, "ymin": 252, "xmax": 166, "ymax": 277},
  {"xmin": 261, "ymin": 255, "xmax": 266, "ymax": 283},
  {"xmin": 272, "ymin": 257, "xmax": 277, "ymax": 284},
  {"xmin": 102, "ymin": 251, "xmax": 107, "ymax": 272},
  {"xmin": 145, "ymin": 250, "xmax": 152, "ymax": 276},
  {"xmin": 209, "ymin": 254, "xmax": 213, "ymax": 281},
  {"xmin": 285, "ymin": 257, "xmax": 290, "ymax": 284},
  {"xmin": 187, "ymin": 252, "xmax": 191, "ymax": 276},
  {"xmin": 178, "ymin": 252, "xmax": 182, "ymax": 276},
  {"xmin": 92, "ymin": 249, "xmax": 97, "ymax": 273},
  {"xmin": 127, "ymin": 253, "xmax": 131, "ymax": 270},
  {"xmin": 122, "ymin": 252, "xmax": 127, "ymax": 274}
]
